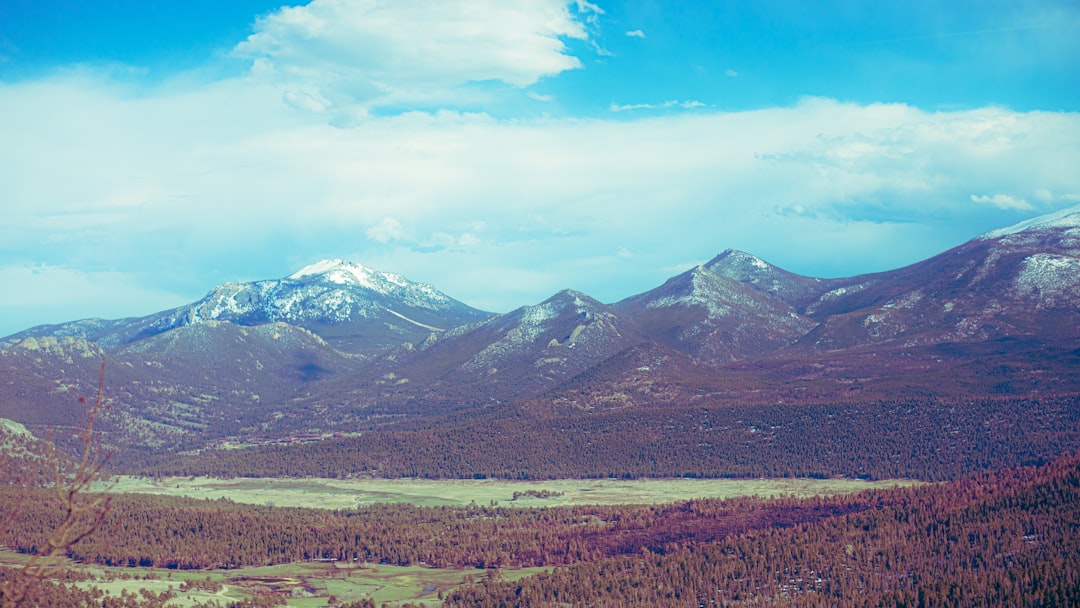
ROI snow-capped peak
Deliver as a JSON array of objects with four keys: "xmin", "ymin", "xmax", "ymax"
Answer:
[
  {"xmin": 978, "ymin": 203, "xmax": 1080, "ymax": 240},
  {"xmin": 289, "ymin": 259, "xmax": 407, "ymax": 290},
  {"xmin": 722, "ymin": 249, "xmax": 768, "ymax": 268},
  {"xmin": 542, "ymin": 289, "xmax": 606, "ymax": 315},
  {"xmin": 285, "ymin": 259, "xmax": 454, "ymax": 308}
]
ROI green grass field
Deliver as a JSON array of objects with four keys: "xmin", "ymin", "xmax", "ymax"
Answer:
[
  {"xmin": 0, "ymin": 549, "xmax": 532, "ymax": 608},
  {"xmin": 106, "ymin": 475, "xmax": 919, "ymax": 509}
]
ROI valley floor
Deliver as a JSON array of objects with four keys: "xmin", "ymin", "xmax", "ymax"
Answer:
[
  {"xmin": 104, "ymin": 475, "xmax": 920, "ymax": 509},
  {"xmin": 4, "ymin": 457, "xmax": 1078, "ymax": 607},
  {"xmin": 0, "ymin": 549, "xmax": 526, "ymax": 607}
]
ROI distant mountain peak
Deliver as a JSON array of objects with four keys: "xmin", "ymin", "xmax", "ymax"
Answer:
[
  {"xmin": 0, "ymin": 259, "xmax": 492, "ymax": 355},
  {"xmin": 290, "ymin": 258, "xmax": 368, "ymax": 279},
  {"xmin": 705, "ymin": 249, "xmax": 818, "ymax": 281},
  {"xmin": 707, "ymin": 249, "xmax": 773, "ymax": 271},
  {"xmin": 545, "ymin": 288, "xmax": 601, "ymax": 308},
  {"xmin": 979, "ymin": 204, "xmax": 1080, "ymax": 240},
  {"xmin": 701, "ymin": 248, "xmax": 830, "ymax": 308},
  {"xmin": 289, "ymin": 259, "xmax": 410, "ymax": 290}
]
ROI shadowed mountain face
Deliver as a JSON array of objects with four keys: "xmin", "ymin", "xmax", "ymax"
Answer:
[
  {"xmin": 1, "ymin": 206, "xmax": 1078, "ymax": 466},
  {"xmin": 0, "ymin": 322, "xmax": 365, "ymax": 462},
  {"xmin": 336, "ymin": 289, "xmax": 642, "ymax": 409}
]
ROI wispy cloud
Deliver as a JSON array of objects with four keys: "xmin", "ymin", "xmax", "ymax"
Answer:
[
  {"xmin": 625, "ymin": 29, "xmax": 646, "ymax": 38},
  {"xmin": 610, "ymin": 100, "xmax": 705, "ymax": 112},
  {"xmin": 527, "ymin": 91, "xmax": 555, "ymax": 102},
  {"xmin": 970, "ymin": 193, "xmax": 1033, "ymax": 211}
]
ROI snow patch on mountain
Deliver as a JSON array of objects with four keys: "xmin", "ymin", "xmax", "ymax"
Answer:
[
  {"xmin": 384, "ymin": 308, "xmax": 443, "ymax": 332},
  {"xmin": 804, "ymin": 282, "xmax": 872, "ymax": 316},
  {"xmin": 289, "ymin": 259, "xmax": 448, "ymax": 306},
  {"xmin": 883, "ymin": 290, "xmax": 924, "ymax": 310},
  {"xmin": 270, "ymin": 286, "xmax": 350, "ymax": 321},
  {"xmin": 192, "ymin": 283, "xmax": 270, "ymax": 322},
  {"xmin": 459, "ymin": 303, "xmax": 559, "ymax": 373},
  {"xmin": 520, "ymin": 302, "xmax": 558, "ymax": 335},
  {"xmin": 458, "ymin": 291, "xmax": 623, "ymax": 375},
  {"xmin": 819, "ymin": 283, "xmax": 866, "ymax": 302},
  {"xmin": 645, "ymin": 267, "xmax": 742, "ymax": 317},
  {"xmin": 290, "ymin": 259, "xmax": 380, "ymax": 287},
  {"xmin": 979, "ymin": 204, "xmax": 1080, "ymax": 240},
  {"xmin": 731, "ymin": 250, "xmax": 770, "ymax": 271},
  {"xmin": 1013, "ymin": 254, "xmax": 1080, "ymax": 305},
  {"xmin": 163, "ymin": 259, "xmax": 474, "ymax": 332}
]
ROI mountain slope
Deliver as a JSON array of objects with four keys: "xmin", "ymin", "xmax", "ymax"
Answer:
[
  {"xmin": 0, "ymin": 321, "xmax": 364, "ymax": 459},
  {"xmin": 613, "ymin": 256, "xmax": 817, "ymax": 362},
  {"xmin": 307, "ymin": 289, "xmax": 643, "ymax": 413},
  {"xmin": 1, "ymin": 260, "xmax": 493, "ymax": 355},
  {"xmin": 1, "ymin": 208, "xmax": 1078, "ymax": 474},
  {"xmin": 703, "ymin": 249, "xmax": 842, "ymax": 308},
  {"xmin": 791, "ymin": 204, "xmax": 1080, "ymax": 352}
]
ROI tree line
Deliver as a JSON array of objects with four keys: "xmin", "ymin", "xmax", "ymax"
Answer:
[{"xmin": 0, "ymin": 487, "xmax": 872, "ymax": 571}]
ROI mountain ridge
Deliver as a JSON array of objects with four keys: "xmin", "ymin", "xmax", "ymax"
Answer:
[
  {"xmin": 1, "ymin": 206, "xmax": 1078, "ymax": 471},
  {"xmin": 2, "ymin": 258, "xmax": 493, "ymax": 355}
]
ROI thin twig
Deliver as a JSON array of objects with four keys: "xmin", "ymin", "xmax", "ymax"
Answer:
[{"xmin": 1, "ymin": 359, "xmax": 114, "ymax": 608}]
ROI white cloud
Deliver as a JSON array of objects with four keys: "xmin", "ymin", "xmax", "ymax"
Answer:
[
  {"xmin": 527, "ymin": 91, "xmax": 555, "ymax": 102},
  {"xmin": 725, "ymin": 68, "xmax": 738, "ymax": 77},
  {"xmin": 282, "ymin": 89, "xmax": 333, "ymax": 113},
  {"xmin": 366, "ymin": 217, "xmax": 407, "ymax": 243},
  {"xmin": 626, "ymin": 29, "xmax": 646, "ymax": 38},
  {"xmin": 233, "ymin": 0, "xmax": 594, "ymax": 114},
  {"xmin": 2, "ymin": 71, "xmax": 1080, "ymax": 334},
  {"xmin": 970, "ymin": 193, "xmax": 1033, "ymax": 211}
]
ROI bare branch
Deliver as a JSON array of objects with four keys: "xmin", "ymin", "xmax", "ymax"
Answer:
[{"xmin": 1, "ymin": 359, "xmax": 114, "ymax": 608}]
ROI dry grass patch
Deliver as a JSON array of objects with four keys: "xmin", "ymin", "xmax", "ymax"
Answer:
[{"xmin": 107, "ymin": 475, "xmax": 920, "ymax": 509}]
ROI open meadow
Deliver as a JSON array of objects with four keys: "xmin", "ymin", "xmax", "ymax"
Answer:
[
  {"xmin": 106, "ymin": 475, "xmax": 919, "ymax": 509},
  {"xmin": 0, "ymin": 549, "xmax": 523, "ymax": 607}
]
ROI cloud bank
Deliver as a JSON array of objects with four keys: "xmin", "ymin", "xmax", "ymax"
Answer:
[
  {"xmin": 1, "ymin": 0, "xmax": 1079, "ymax": 335},
  {"xmin": 3, "ymin": 74, "xmax": 1078, "ymax": 332}
]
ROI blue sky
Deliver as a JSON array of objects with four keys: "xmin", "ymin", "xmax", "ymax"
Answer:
[{"xmin": 1, "ymin": 0, "xmax": 1079, "ymax": 336}]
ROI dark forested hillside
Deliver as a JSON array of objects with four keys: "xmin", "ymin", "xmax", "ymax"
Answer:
[
  {"xmin": 446, "ymin": 454, "xmax": 1080, "ymax": 607},
  {"xmin": 0, "ymin": 483, "xmax": 874, "ymax": 571},
  {"xmin": 146, "ymin": 395, "xmax": 1080, "ymax": 481}
]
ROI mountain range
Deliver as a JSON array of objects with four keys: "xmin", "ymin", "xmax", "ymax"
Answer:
[{"xmin": 1, "ymin": 205, "xmax": 1078, "ymax": 476}]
